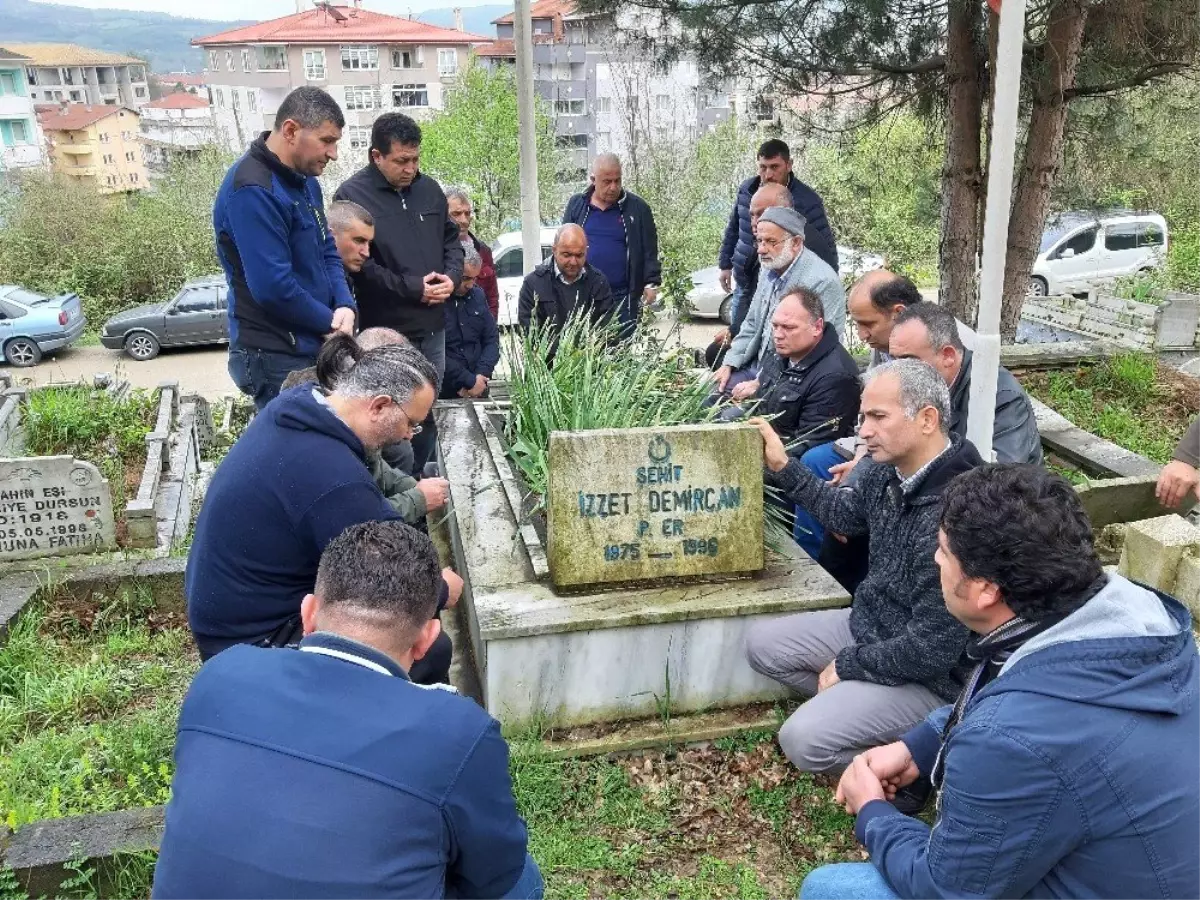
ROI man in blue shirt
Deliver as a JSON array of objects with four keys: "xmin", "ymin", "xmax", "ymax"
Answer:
[
  {"xmin": 213, "ymin": 86, "xmax": 356, "ymax": 410},
  {"xmin": 562, "ymin": 153, "xmax": 660, "ymax": 340},
  {"xmin": 155, "ymin": 520, "xmax": 543, "ymax": 900}
]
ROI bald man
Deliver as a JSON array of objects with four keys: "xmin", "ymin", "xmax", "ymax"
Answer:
[
  {"xmin": 847, "ymin": 270, "xmax": 924, "ymax": 369},
  {"xmin": 563, "ymin": 153, "xmax": 660, "ymax": 339},
  {"xmin": 516, "ymin": 223, "xmax": 616, "ymax": 335}
]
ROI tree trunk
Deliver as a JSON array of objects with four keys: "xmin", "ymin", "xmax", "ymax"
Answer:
[
  {"xmin": 938, "ymin": 0, "xmax": 986, "ymax": 327},
  {"xmin": 1001, "ymin": 0, "xmax": 1089, "ymax": 339}
]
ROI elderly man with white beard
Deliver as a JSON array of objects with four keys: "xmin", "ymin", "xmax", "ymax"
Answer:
[{"xmin": 713, "ymin": 207, "xmax": 846, "ymax": 402}]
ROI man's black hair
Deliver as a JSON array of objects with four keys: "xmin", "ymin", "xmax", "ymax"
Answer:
[
  {"xmin": 274, "ymin": 86, "xmax": 345, "ymax": 131},
  {"xmin": 315, "ymin": 520, "xmax": 442, "ymax": 633},
  {"xmin": 371, "ymin": 112, "xmax": 422, "ymax": 156},
  {"xmin": 894, "ymin": 301, "xmax": 965, "ymax": 353},
  {"xmin": 757, "ymin": 138, "xmax": 791, "ymax": 161},
  {"xmin": 869, "ymin": 273, "xmax": 923, "ymax": 312},
  {"xmin": 940, "ymin": 464, "xmax": 1103, "ymax": 621}
]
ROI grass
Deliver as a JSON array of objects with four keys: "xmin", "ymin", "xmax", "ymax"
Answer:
[
  {"xmin": 1022, "ymin": 352, "xmax": 1198, "ymax": 465},
  {"xmin": 201, "ymin": 396, "xmax": 254, "ymax": 465}
]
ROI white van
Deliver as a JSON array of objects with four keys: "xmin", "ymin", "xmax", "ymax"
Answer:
[
  {"xmin": 490, "ymin": 228, "xmax": 558, "ymax": 326},
  {"xmin": 1030, "ymin": 210, "xmax": 1168, "ymax": 296}
]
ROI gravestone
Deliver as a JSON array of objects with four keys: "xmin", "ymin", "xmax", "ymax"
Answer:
[
  {"xmin": 546, "ymin": 423, "xmax": 764, "ymax": 587},
  {"xmin": 0, "ymin": 457, "xmax": 117, "ymax": 562}
]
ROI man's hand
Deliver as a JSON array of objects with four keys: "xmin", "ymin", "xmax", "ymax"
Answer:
[
  {"xmin": 441, "ymin": 566, "xmax": 464, "ymax": 609},
  {"xmin": 748, "ymin": 417, "xmax": 789, "ymax": 473},
  {"xmin": 835, "ymin": 755, "xmax": 887, "ymax": 816},
  {"xmin": 642, "ymin": 285, "xmax": 658, "ymax": 305},
  {"xmin": 817, "ymin": 659, "xmax": 840, "ymax": 692},
  {"xmin": 1156, "ymin": 460, "xmax": 1200, "ymax": 508},
  {"xmin": 417, "ymin": 476, "xmax": 451, "ymax": 512},
  {"xmin": 422, "ymin": 272, "xmax": 454, "ymax": 305},
  {"xmin": 730, "ymin": 379, "xmax": 759, "ymax": 402},
  {"xmin": 829, "ymin": 445, "xmax": 868, "ymax": 485},
  {"xmin": 713, "ymin": 364, "xmax": 734, "ymax": 392},
  {"xmin": 329, "ymin": 307, "xmax": 355, "ymax": 337},
  {"xmin": 467, "ymin": 374, "xmax": 489, "ymax": 398},
  {"xmin": 714, "ymin": 327, "xmax": 731, "ymax": 346},
  {"xmin": 719, "ymin": 269, "xmax": 733, "ymax": 293},
  {"xmin": 860, "ymin": 742, "xmax": 920, "ymax": 800}
]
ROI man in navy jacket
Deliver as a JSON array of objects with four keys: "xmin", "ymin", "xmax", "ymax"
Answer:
[
  {"xmin": 155, "ymin": 520, "xmax": 542, "ymax": 900},
  {"xmin": 213, "ymin": 87, "xmax": 355, "ymax": 410},
  {"xmin": 803, "ymin": 464, "xmax": 1200, "ymax": 900},
  {"xmin": 441, "ymin": 244, "xmax": 499, "ymax": 400}
]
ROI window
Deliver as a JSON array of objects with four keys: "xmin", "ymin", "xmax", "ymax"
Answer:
[
  {"xmin": 554, "ymin": 98, "xmax": 584, "ymax": 115},
  {"xmin": 555, "ymin": 134, "xmax": 588, "ymax": 149},
  {"xmin": 10, "ymin": 120, "xmax": 28, "ymax": 143},
  {"xmin": 130, "ymin": 66, "xmax": 145, "ymax": 82},
  {"xmin": 344, "ymin": 85, "xmax": 382, "ymax": 110},
  {"xmin": 103, "ymin": 153, "xmax": 113, "ymax": 164},
  {"xmin": 126, "ymin": 151, "xmax": 134, "ymax": 161},
  {"xmin": 175, "ymin": 287, "xmax": 221, "ymax": 313},
  {"xmin": 231, "ymin": 88, "xmax": 241, "ymax": 110},
  {"xmin": 25, "ymin": 67, "xmax": 36, "ymax": 86},
  {"xmin": 304, "ymin": 49, "xmax": 326, "ymax": 80},
  {"xmin": 341, "ymin": 45, "xmax": 379, "ymax": 71},
  {"xmin": 208, "ymin": 51, "xmax": 219, "ymax": 71},
  {"xmin": 1105, "ymin": 222, "xmax": 1159, "ymax": 253},
  {"xmin": 392, "ymin": 48, "xmax": 422, "ymax": 69},
  {"xmin": 247, "ymin": 91, "xmax": 257, "ymax": 113},
  {"xmin": 131, "ymin": 172, "xmax": 139, "ymax": 184},
  {"xmin": 1136, "ymin": 223, "xmax": 1165, "ymax": 247},
  {"xmin": 0, "ymin": 72, "xmax": 17, "ymax": 95},
  {"xmin": 135, "ymin": 86, "xmax": 147, "ymax": 98},
  {"xmin": 241, "ymin": 49, "xmax": 251, "ymax": 73},
  {"xmin": 596, "ymin": 96, "xmax": 611, "ymax": 114},
  {"xmin": 495, "ymin": 248, "xmax": 524, "ymax": 279},
  {"xmin": 1055, "ymin": 226, "xmax": 1097, "ymax": 258},
  {"xmin": 437, "ymin": 48, "xmax": 458, "ymax": 76},
  {"xmin": 655, "ymin": 94, "xmax": 670, "ymax": 111},
  {"xmin": 99, "ymin": 132, "xmax": 110, "ymax": 143},
  {"xmin": 214, "ymin": 87, "xmax": 225, "ymax": 108},
  {"xmin": 225, "ymin": 51, "xmax": 234, "ymax": 71},
  {"xmin": 392, "ymin": 83, "xmax": 428, "ymax": 108},
  {"xmin": 347, "ymin": 125, "xmax": 371, "ymax": 149},
  {"xmin": 256, "ymin": 46, "xmax": 288, "ymax": 71}
]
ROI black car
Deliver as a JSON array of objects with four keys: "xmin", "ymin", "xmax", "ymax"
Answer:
[{"xmin": 100, "ymin": 276, "xmax": 228, "ymax": 361}]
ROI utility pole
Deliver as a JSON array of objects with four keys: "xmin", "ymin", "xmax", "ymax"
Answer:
[{"xmin": 513, "ymin": 0, "xmax": 542, "ymax": 274}]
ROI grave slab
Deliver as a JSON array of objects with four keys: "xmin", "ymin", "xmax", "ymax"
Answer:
[
  {"xmin": 1118, "ymin": 514, "xmax": 1200, "ymax": 594},
  {"xmin": 0, "ymin": 456, "xmax": 116, "ymax": 562}
]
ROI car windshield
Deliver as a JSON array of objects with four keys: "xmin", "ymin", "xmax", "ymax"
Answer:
[{"xmin": 3, "ymin": 288, "xmax": 50, "ymax": 306}]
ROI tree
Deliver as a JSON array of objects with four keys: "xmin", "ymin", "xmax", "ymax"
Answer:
[{"xmin": 577, "ymin": 0, "xmax": 1198, "ymax": 339}]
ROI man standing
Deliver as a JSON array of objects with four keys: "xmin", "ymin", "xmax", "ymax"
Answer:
[
  {"xmin": 446, "ymin": 187, "xmax": 499, "ymax": 321},
  {"xmin": 517, "ymin": 224, "xmax": 614, "ymax": 333},
  {"xmin": 334, "ymin": 112, "xmax": 463, "ymax": 470},
  {"xmin": 562, "ymin": 153, "xmax": 661, "ymax": 339},
  {"xmin": 889, "ymin": 303, "xmax": 1042, "ymax": 465},
  {"xmin": 746, "ymin": 359, "xmax": 982, "ymax": 774},
  {"xmin": 442, "ymin": 245, "xmax": 499, "ymax": 400},
  {"xmin": 718, "ymin": 139, "xmax": 837, "ymax": 333},
  {"xmin": 156, "ymin": 521, "xmax": 543, "ymax": 900},
  {"xmin": 805, "ymin": 465, "xmax": 1200, "ymax": 900},
  {"xmin": 213, "ymin": 87, "xmax": 354, "ymax": 411}
]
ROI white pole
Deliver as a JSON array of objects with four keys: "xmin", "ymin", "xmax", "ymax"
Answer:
[
  {"xmin": 967, "ymin": 0, "xmax": 1027, "ymax": 460},
  {"xmin": 513, "ymin": 0, "xmax": 542, "ymax": 275}
]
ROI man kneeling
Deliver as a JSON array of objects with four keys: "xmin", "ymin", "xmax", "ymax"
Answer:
[
  {"xmin": 746, "ymin": 359, "xmax": 981, "ymax": 775},
  {"xmin": 154, "ymin": 521, "xmax": 542, "ymax": 900}
]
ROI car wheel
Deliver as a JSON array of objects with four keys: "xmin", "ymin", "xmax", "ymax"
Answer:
[
  {"xmin": 1028, "ymin": 276, "xmax": 1049, "ymax": 297},
  {"xmin": 125, "ymin": 332, "xmax": 161, "ymax": 361},
  {"xmin": 718, "ymin": 295, "xmax": 734, "ymax": 325},
  {"xmin": 4, "ymin": 338, "xmax": 42, "ymax": 367}
]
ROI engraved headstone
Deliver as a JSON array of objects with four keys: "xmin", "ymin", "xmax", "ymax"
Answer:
[
  {"xmin": 546, "ymin": 423, "xmax": 764, "ymax": 587},
  {"xmin": 0, "ymin": 457, "xmax": 117, "ymax": 562}
]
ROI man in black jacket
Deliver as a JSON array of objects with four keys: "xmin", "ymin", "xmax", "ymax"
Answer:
[
  {"xmin": 517, "ymin": 224, "xmax": 615, "ymax": 334},
  {"xmin": 333, "ymin": 113, "xmax": 463, "ymax": 470},
  {"xmin": 562, "ymin": 153, "xmax": 660, "ymax": 340},
  {"xmin": 746, "ymin": 359, "xmax": 981, "ymax": 775},
  {"xmin": 442, "ymin": 244, "xmax": 499, "ymax": 400}
]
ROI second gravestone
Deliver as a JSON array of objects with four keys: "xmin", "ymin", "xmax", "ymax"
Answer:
[
  {"xmin": 546, "ymin": 423, "xmax": 764, "ymax": 588},
  {"xmin": 0, "ymin": 456, "xmax": 117, "ymax": 562}
]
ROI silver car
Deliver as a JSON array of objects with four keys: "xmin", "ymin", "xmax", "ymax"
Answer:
[
  {"xmin": 0, "ymin": 285, "xmax": 86, "ymax": 367},
  {"xmin": 100, "ymin": 275, "xmax": 228, "ymax": 361}
]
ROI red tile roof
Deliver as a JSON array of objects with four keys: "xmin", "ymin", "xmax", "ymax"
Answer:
[
  {"xmin": 157, "ymin": 72, "xmax": 207, "ymax": 87},
  {"xmin": 193, "ymin": 5, "xmax": 488, "ymax": 46},
  {"xmin": 35, "ymin": 103, "xmax": 137, "ymax": 132},
  {"xmin": 473, "ymin": 39, "xmax": 515, "ymax": 58},
  {"xmin": 143, "ymin": 92, "xmax": 210, "ymax": 110},
  {"xmin": 492, "ymin": 0, "xmax": 575, "ymax": 26}
]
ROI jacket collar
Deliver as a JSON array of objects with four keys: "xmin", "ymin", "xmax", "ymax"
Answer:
[
  {"xmin": 249, "ymin": 132, "xmax": 307, "ymax": 189},
  {"xmin": 366, "ymin": 160, "xmax": 422, "ymax": 194},
  {"xmin": 949, "ymin": 349, "xmax": 973, "ymax": 407},
  {"xmin": 299, "ymin": 631, "xmax": 410, "ymax": 680},
  {"xmin": 584, "ymin": 184, "xmax": 627, "ymax": 212},
  {"xmin": 891, "ymin": 433, "xmax": 983, "ymax": 507}
]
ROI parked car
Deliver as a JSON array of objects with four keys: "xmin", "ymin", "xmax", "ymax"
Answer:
[
  {"xmin": 0, "ymin": 285, "xmax": 86, "ymax": 367},
  {"xmin": 1030, "ymin": 210, "xmax": 1168, "ymax": 297},
  {"xmin": 100, "ymin": 275, "xmax": 228, "ymax": 361},
  {"xmin": 491, "ymin": 228, "xmax": 557, "ymax": 327},
  {"xmin": 684, "ymin": 246, "xmax": 886, "ymax": 322}
]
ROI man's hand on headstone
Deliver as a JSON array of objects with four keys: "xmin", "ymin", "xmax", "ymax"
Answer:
[
  {"xmin": 730, "ymin": 379, "xmax": 759, "ymax": 402},
  {"xmin": 748, "ymin": 418, "xmax": 789, "ymax": 473},
  {"xmin": 422, "ymin": 272, "xmax": 454, "ymax": 305},
  {"xmin": 441, "ymin": 566, "xmax": 464, "ymax": 609},
  {"xmin": 418, "ymin": 477, "xmax": 451, "ymax": 512}
]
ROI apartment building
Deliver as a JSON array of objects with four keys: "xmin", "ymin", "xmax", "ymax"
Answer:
[
  {"xmin": 6, "ymin": 44, "xmax": 150, "ymax": 109},
  {"xmin": 139, "ymin": 93, "xmax": 221, "ymax": 173},
  {"xmin": 36, "ymin": 104, "xmax": 148, "ymax": 193},
  {"xmin": 193, "ymin": 1, "xmax": 486, "ymax": 154},
  {"xmin": 0, "ymin": 48, "xmax": 44, "ymax": 171}
]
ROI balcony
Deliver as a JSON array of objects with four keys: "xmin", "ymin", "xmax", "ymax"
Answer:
[
  {"xmin": 0, "ymin": 95, "xmax": 33, "ymax": 117},
  {"xmin": 61, "ymin": 163, "xmax": 97, "ymax": 176},
  {"xmin": 58, "ymin": 143, "xmax": 96, "ymax": 155}
]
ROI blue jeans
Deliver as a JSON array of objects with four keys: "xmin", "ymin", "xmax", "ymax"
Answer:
[
  {"xmin": 448, "ymin": 854, "xmax": 543, "ymax": 899},
  {"xmin": 793, "ymin": 441, "xmax": 843, "ymax": 558},
  {"xmin": 799, "ymin": 863, "xmax": 898, "ymax": 900},
  {"xmin": 227, "ymin": 347, "xmax": 315, "ymax": 412}
]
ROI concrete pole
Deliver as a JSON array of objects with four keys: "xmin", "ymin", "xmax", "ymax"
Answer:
[
  {"xmin": 513, "ymin": 0, "xmax": 542, "ymax": 275},
  {"xmin": 967, "ymin": 0, "xmax": 1028, "ymax": 460}
]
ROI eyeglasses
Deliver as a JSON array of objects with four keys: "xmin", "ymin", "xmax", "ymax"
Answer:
[
  {"xmin": 756, "ymin": 236, "xmax": 789, "ymax": 250},
  {"xmin": 398, "ymin": 406, "xmax": 423, "ymax": 436}
]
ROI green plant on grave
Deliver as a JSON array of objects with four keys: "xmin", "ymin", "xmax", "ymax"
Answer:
[{"xmin": 1110, "ymin": 271, "xmax": 1167, "ymax": 305}]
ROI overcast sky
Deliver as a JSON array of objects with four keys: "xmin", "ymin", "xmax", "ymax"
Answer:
[{"xmin": 33, "ymin": 0, "xmax": 503, "ymax": 23}]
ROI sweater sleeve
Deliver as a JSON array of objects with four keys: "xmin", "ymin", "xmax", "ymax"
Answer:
[
  {"xmin": 1174, "ymin": 418, "xmax": 1200, "ymax": 467},
  {"xmin": 225, "ymin": 186, "xmax": 338, "ymax": 336},
  {"xmin": 768, "ymin": 456, "xmax": 870, "ymax": 536},
  {"xmin": 355, "ymin": 257, "xmax": 427, "ymax": 305},
  {"xmin": 299, "ymin": 480, "xmax": 402, "ymax": 553}
]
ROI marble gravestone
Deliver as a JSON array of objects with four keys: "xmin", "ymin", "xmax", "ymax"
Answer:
[
  {"xmin": 0, "ymin": 457, "xmax": 117, "ymax": 562},
  {"xmin": 546, "ymin": 423, "xmax": 765, "ymax": 587}
]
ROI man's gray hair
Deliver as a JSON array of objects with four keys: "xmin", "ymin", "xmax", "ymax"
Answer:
[
  {"xmin": 894, "ymin": 303, "xmax": 965, "ymax": 353},
  {"xmin": 865, "ymin": 358, "xmax": 951, "ymax": 434},
  {"xmin": 328, "ymin": 200, "xmax": 374, "ymax": 233},
  {"xmin": 592, "ymin": 152, "xmax": 622, "ymax": 173},
  {"xmin": 318, "ymin": 336, "xmax": 437, "ymax": 405},
  {"xmin": 444, "ymin": 185, "xmax": 473, "ymax": 209},
  {"xmin": 461, "ymin": 240, "xmax": 482, "ymax": 269}
]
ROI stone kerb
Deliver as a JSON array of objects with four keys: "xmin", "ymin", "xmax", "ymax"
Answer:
[
  {"xmin": 1023, "ymin": 290, "xmax": 1200, "ymax": 351},
  {"xmin": 124, "ymin": 382, "xmax": 178, "ymax": 549},
  {"xmin": 1118, "ymin": 515, "xmax": 1200, "ymax": 617}
]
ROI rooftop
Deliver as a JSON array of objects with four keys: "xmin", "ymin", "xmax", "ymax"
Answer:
[
  {"xmin": 35, "ymin": 102, "xmax": 137, "ymax": 132},
  {"xmin": 0, "ymin": 47, "xmax": 32, "ymax": 62},
  {"xmin": 193, "ymin": 5, "xmax": 488, "ymax": 47},
  {"xmin": 493, "ymin": 0, "xmax": 574, "ymax": 25},
  {"xmin": 5, "ymin": 43, "xmax": 142, "ymax": 67},
  {"xmin": 473, "ymin": 39, "xmax": 515, "ymax": 58},
  {"xmin": 142, "ymin": 92, "xmax": 210, "ymax": 110}
]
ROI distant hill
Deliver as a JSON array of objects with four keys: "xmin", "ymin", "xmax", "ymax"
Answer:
[{"xmin": 6, "ymin": 0, "xmax": 511, "ymax": 75}]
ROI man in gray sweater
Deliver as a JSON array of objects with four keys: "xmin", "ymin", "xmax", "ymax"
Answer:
[{"xmin": 747, "ymin": 359, "xmax": 982, "ymax": 775}]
